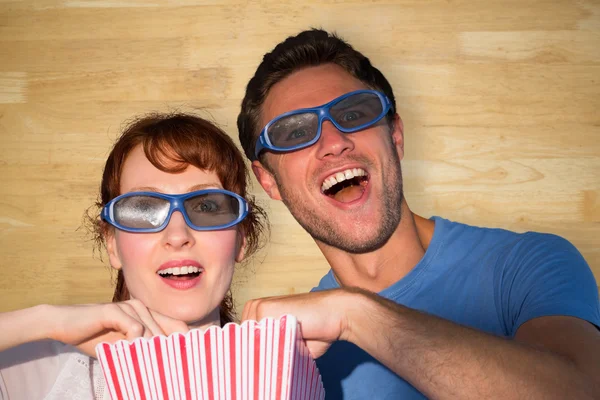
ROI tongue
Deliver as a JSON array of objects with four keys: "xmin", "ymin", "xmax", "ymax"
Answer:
[{"xmin": 333, "ymin": 184, "xmax": 365, "ymax": 203}]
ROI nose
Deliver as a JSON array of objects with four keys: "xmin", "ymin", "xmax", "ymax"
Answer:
[
  {"xmin": 162, "ymin": 210, "xmax": 195, "ymax": 249},
  {"xmin": 315, "ymin": 120, "xmax": 354, "ymax": 159}
]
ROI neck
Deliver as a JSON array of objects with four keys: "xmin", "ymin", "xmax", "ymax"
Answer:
[
  {"xmin": 316, "ymin": 200, "xmax": 434, "ymax": 293},
  {"xmin": 187, "ymin": 308, "xmax": 221, "ymax": 331}
]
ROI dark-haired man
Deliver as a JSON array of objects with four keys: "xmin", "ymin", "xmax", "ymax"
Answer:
[{"xmin": 239, "ymin": 29, "xmax": 600, "ymax": 399}]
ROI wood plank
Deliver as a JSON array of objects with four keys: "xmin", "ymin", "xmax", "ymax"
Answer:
[{"xmin": 1, "ymin": 0, "xmax": 598, "ymax": 313}]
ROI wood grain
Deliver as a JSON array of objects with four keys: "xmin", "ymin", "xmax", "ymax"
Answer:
[{"xmin": 0, "ymin": 0, "xmax": 598, "ymax": 316}]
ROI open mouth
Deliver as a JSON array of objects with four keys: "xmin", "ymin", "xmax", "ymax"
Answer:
[
  {"xmin": 157, "ymin": 266, "xmax": 203, "ymax": 281},
  {"xmin": 321, "ymin": 168, "xmax": 369, "ymax": 203}
]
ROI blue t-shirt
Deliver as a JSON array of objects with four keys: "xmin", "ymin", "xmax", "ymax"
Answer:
[{"xmin": 312, "ymin": 217, "xmax": 600, "ymax": 399}]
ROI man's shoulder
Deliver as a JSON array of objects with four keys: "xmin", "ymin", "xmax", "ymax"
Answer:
[
  {"xmin": 428, "ymin": 217, "xmax": 588, "ymax": 277},
  {"xmin": 433, "ymin": 216, "xmax": 575, "ymax": 253},
  {"xmin": 451, "ymin": 219, "xmax": 588, "ymax": 278},
  {"xmin": 429, "ymin": 216, "xmax": 524, "ymax": 260}
]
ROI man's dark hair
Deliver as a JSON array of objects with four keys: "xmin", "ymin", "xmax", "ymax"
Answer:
[{"xmin": 237, "ymin": 28, "xmax": 396, "ymax": 161}]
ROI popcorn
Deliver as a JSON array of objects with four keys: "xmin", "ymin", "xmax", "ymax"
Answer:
[{"xmin": 95, "ymin": 315, "xmax": 325, "ymax": 399}]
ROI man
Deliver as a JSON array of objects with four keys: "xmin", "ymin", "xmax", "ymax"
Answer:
[{"xmin": 237, "ymin": 29, "xmax": 600, "ymax": 399}]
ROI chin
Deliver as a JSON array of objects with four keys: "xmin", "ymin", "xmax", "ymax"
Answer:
[{"xmin": 179, "ymin": 308, "xmax": 219, "ymax": 327}]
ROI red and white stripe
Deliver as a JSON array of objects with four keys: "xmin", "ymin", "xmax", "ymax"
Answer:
[{"xmin": 95, "ymin": 314, "xmax": 325, "ymax": 399}]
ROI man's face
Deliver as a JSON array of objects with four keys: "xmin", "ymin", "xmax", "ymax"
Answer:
[{"xmin": 255, "ymin": 64, "xmax": 405, "ymax": 253}]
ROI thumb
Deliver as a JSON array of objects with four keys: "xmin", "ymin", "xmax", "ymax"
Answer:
[
  {"xmin": 77, "ymin": 331, "xmax": 127, "ymax": 358},
  {"xmin": 304, "ymin": 339, "xmax": 332, "ymax": 359}
]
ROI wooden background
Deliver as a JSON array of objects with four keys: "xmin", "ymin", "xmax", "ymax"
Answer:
[{"xmin": 0, "ymin": 0, "xmax": 598, "ymax": 316}]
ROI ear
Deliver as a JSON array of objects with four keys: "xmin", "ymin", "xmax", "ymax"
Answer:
[
  {"xmin": 391, "ymin": 113, "xmax": 405, "ymax": 160},
  {"xmin": 235, "ymin": 229, "xmax": 247, "ymax": 263},
  {"xmin": 251, "ymin": 160, "xmax": 282, "ymax": 201},
  {"xmin": 105, "ymin": 229, "xmax": 123, "ymax": 271}
]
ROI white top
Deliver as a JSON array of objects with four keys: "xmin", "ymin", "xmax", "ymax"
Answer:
[{"xmin": 0, "ymin": 340, "xmax": 110, "ymax": 400}]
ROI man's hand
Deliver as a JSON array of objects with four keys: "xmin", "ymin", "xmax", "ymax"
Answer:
[{"xmin": 242, "ymin": 288, "xmax": 361, "ymax": 358}]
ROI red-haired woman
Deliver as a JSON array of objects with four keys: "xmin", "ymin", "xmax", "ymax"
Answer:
[{"xmin": 0, "ymin": 113, "xmax": 268, "ymax": 399}]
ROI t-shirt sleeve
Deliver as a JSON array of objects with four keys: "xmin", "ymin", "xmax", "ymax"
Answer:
[
  {"xmin": 501, "ymin": 233, "xmax": 600, "ymax": 337},
  {"xmin": 311, "ymin": 269, "xmax": 339, "ymax": 292},
  {"xmin": 0, "ymin": 340, "xmax": 67, "ymax": 399}
]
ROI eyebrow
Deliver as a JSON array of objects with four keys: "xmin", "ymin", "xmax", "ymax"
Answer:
[{"xmin": 128, "ymin": 183, "xmax": 223, "ymax": 193}]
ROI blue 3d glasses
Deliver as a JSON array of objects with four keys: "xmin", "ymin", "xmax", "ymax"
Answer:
[
  {"xmin": 101, "ymin": 189, "xmax": 248, "ymax": 233},
  {"xmin": 254, "ymin": 89, "xmax": 393, "ymax": 159}
]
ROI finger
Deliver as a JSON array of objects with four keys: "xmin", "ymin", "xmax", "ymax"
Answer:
[
  {"xmin": 242, "ymin": 299, "xmax": 259, "ymax": 321},
  {"xmin": 114, "ymin": 302, "xmax": 157, "ymax": 339},
  {"xmin": 125, "ymin": 300, "xmax": 165, "ymax": 337},
  {"xmin": 241, "ymin": 300, "xmax": 251, "ymax": 321},
  {"xmin": 100, "ymin": 303, "xmax": 147, "ymax": 340},
  {"xmin": 253, "ymin": 297, "xmax": 289, "ymax": 321},
  {"xmin": 243, "ymin": 296, "xmax": 292, "ymax": 322},
  {"xmin": 150, "ymin": 311, "xmax": 189, "ymax": 335}
]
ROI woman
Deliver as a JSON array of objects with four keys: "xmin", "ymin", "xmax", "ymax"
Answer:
[{"xmin": 0, "ymin": 113, "xmax": 268, "ymax": 399}]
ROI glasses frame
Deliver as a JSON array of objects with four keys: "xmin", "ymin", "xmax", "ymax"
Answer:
[
  {"xmin": 101, "ymin": 189, "xmax": 249, "ymax": 233},
  {"xmin": 254, "ymin": 89, "xmax": 393, "ymax": 159}
]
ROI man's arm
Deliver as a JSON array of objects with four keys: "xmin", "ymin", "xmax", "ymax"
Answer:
[{"xmin": 243, "ymin": 288, "xmax": 600, "ymax": 400}]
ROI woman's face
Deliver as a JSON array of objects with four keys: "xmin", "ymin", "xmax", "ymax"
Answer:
[{"xmin": 106, "ymin": 145, "xmax": 245, "ymax": 327}]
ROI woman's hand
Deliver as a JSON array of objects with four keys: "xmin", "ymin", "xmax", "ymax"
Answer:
[
  {"xmin": 45, "ymin": 300, "xmax": 190, "ymax": 357},
  {"xmin": 0, "ymin": 301, "xmax": 189, "ymax": 358}
]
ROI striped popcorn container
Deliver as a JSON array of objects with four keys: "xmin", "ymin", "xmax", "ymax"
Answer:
[{"xmin": 95, "ymin": 315, "xmax": 325, "ymax": 400}]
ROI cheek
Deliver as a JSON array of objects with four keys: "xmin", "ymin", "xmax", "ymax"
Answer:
[
  {"xmin": 197, "ymin": 231, "xmax": 240, "ymax": 296},
  {"xmin": 199, "ymin": 230, "xmax": 240, "ymax": 269},
  {"xmin": 274, "ymin": 154, "xmax": 306, "ymax": 187},
  {"xmin": 115, "ymin": 231, "xmax": 157, "ymax": 268}
]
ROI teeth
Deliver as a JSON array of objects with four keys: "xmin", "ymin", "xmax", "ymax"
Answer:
[
  {"xmin": 321, "ymin": 168, "xmax": 367, "ymax": 192},
  {"xmin": 158, "ymin": 266, "xmax": 202, "ymax": 276}
]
